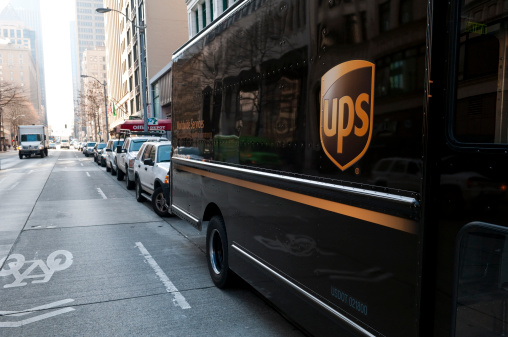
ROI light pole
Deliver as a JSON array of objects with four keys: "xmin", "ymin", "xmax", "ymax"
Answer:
[
  {"xmin": 97, "ymin": 7, "xmax": 148, "ymax": 133},
  {"xmin": 81, "ymin": 75, "xmax": 109, "ymax": 142}
]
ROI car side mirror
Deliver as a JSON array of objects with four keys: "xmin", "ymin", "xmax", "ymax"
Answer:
[
  {"xmin": 144, "ymin": 158, "xmax": 155, "ymax": 166},
  {"xmin": 116, "ymin": 145, "xmax": 123, "ymax": 154},
  {"xmin": 106, "ymin": 148, "xmax": 112, "ymax": 152}
]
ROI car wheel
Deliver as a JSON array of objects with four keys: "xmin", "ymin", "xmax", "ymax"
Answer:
[
  {"xmin": 126, "ymin": 171, "xmax": 135, "ymax": 190},
  {"xmin": 151, "ymin": 187, "xmax": 169, "ymax": 217},
  {"xmin": 106, "ymin": 163, "xmax": 111, "ymax": 172},
  {"xmin": 206, "ymin": 215, "xmax": 234, "ymax": 288},
  {"xmin": 117, "ymin": 167, "xmax": 124, "ymax": 180},
  {"xmin": 19, "ymin": 154, "xmax": 23, "ymax": 159},
  {"xmin": 135, "ymin": 178, "xmax": 144, "ymax": 202},
  {"xmin": 111, "ymin": 165, "xmax": 116, "ymax": 176}
]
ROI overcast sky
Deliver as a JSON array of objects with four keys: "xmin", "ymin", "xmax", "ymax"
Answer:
[{"xmin": 40, "ymin": 0, "xmax": 75, "ymax": 136}]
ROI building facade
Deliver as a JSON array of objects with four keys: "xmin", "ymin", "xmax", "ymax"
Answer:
[
  {"xmin": 103, "ymin": 0, "xmax": 188, "ymax": 133},
  {"xmin": 10, "ymin": 0, "xmax": 47, "ymax": 125},
  {"xmin": 72, "ymin": 0, "xmax": 105, "ymax": 139}
]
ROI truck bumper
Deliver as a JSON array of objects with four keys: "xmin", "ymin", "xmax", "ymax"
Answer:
[{"xmin": 19, "ymin": 149, "xmax": 44, "ymax": 156}]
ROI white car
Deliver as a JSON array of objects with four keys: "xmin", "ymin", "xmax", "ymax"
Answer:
[
  {"xmin": 83, "ymin": 142, "xmax": 96, "ymax": 157},
  {"xmin": 104, "ymin": 139, "xmax": 124, "ymax": 175},
  {"xmin": 133, "ymin": 141, "xmax": 171, "ymax": 216},
  {"xmin": 116, "ymin": 135, "xmax": 168, "ymax": 190}
]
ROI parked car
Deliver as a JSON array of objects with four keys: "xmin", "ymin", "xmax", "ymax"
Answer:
[
  {"xmin": 99, "ymin": 148, "xmax": 108, "ymax": 167},
  {"xmin": 49, "ymin": 142, "xmax": 56, "ymax": 149},
  {"xmin": 134, "ymin": 141, "xmax": 172, "ymax": 216},
  {"xmin": 79, "ymin": 142, "xmax": 87, "ymax": 151},
  {"xmin": 83, "ymin": 142, "xmax": 96, "ymax": 157},
  {"xmin": 93, "ymin": 143, "xmax": 107, "ymax": 163},
  {"xmin": 104, "ymin": 139, "xmax": 124, "ymax": 175},
  {"xmin": 116, "ymin": 134, "xmax": 168, "ymax": 190}
]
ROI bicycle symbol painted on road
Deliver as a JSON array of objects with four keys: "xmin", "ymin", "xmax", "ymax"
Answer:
[{"xmin": 0, "ymin": 250, "xmax": 73, "ymax": 288}]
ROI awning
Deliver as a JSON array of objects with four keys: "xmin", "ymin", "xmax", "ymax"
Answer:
[{"xmin": 115, "ymin": 119, "xmax": 172, "ymax": 132}]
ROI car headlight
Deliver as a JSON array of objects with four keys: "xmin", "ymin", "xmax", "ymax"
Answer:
[
  {"xmin": 39, "ymin": 145, "xmax": 44, "ymax": 150},
  {"xmin": 129, "ymin": 159, "xmax": 135, "ymax": 168},
  {"xmin": 18, "ymin": 146, "xmax": 22, "ymax": 150}
]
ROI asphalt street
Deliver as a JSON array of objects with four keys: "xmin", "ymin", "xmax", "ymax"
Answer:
[{"xmin": 0, "ymin": 148, "xmax": 305, "ymax": 336}]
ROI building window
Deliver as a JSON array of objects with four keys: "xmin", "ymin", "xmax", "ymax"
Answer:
[
  {"xmin": 399, "ymin": 0, "xmax": 412, "ymax": 25},
  {"xmin": 152, "ymin": 82, "xmax": 160, "ymax": 118},
  {"xmin": 202, "ymin": 3, "xmax": 206, "ymax": 28},
  {"xmin": 195, "ymin": 10, "xmax": 199, "ymax": 33},
  {"xmin": 210, "ymin": 0, "xmax": 214, "ymax": 21},
  {"xmin": 223, "ymin": 0, "xmax": 228, "ymax": 11},
  {"xmin": 379, "ymin": 1, "xmax": 390, "ymax": 33}
]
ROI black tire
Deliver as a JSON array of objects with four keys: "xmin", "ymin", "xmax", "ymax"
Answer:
[
  {"xmin": 206, "ymin": 215, "xmax": 232, "ymax": 288},
  {"xmin": 19, "ymin": 154, "xmax": 23, "ymax": 159},
  {"xmin": 101, "ymin": 159, "xmax": 106, "ymax": 167},
  {"xmin": 135, "ymin": 178, "xmax": 144, "ymax": 202},
  {"xmin": 111, "ymin": 165, "xmax": 117, "ymax": 176},
  {"xmin": 106, "ymin": 163, "xmax": 111, "ymax": 172},
  {"xmin": 40, "ymin": 151, "xmax": 44, "ymax": 158},
  {"xmin": 151, "ymin": 187, "xmax": 169, "ymax": 217},
  {"xmin": 117, "ymin": 167, "xmax": 124, "ymax": 180},
  {"xmin": 126, "ymin": 171, "xmax": 135, "ymax": 190}
]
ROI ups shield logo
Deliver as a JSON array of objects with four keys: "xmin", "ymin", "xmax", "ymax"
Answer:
[{"xmin": 320, "ymin": 60, "xmax": 375, "ymax": 171}]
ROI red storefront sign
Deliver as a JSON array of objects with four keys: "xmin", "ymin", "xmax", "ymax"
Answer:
[{"xmin": 115, "ymin": 119, "xmax": 172, "ymax": 132}]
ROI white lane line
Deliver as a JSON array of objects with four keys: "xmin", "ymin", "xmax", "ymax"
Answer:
[
  {"xmin": 0, "ymin": 308, "xmax": 75, "ymax": 327},
  {"xmin": 7, "ymin": 182, "xmax": 19, "ymax": 191},
  {"xmin": 97, "ymin": 188, "xmax": 107, "ymax": 199},
  {"xmin": 80, "ymin": 163, "xmax": 83, "ymax": 166},
  {"xmin": 27, "ymin": 170, "xmax": 34, "ymax": 175},
  {"xmin": 135, "ymin": 242, "xmax": 191, "ymax": 310},
  {"xmin": 0, "ymin": 299, "xmax": 75, "ymax": 317},
  {"xmin": 86, "ymin": 172, "xmax": 90, "ymax": 177}
]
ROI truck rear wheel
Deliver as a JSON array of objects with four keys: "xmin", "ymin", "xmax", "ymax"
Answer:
[{"xmin": 206, "ymin": 215, "xmax": 233, "ymax": 288}]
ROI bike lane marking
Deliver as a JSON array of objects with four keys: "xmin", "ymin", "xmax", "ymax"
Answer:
[
  {"xmin": 0, "ymin": 252, "xmax": 76, "ymax": 328},
  {"xmin": 135, "ymin": 242, "xmax": 191, "ymax": 310}
]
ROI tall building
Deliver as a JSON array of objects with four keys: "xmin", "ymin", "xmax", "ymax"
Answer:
[
  {"xmin": 0, "ymin": 4, "xmax": 41, "ymax": 118},
  {"xmin": 9, "ymin": 0, "xmax": 47, "ymax": 124},
  {"xmin": 103, "ymin": 0, "xmax": 188, "ymax": 133},
  {"xmin": 81, "ymin": 46, "xmax": 107, "ymax": 141},
  {"xmin": 72, "ymin": 0, "xmax": 105, "ymax": 140}
]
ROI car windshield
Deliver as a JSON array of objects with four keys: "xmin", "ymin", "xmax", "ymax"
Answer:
[
  {"xmin": 97, "ymin": 143, "xmax": 107, "ymax": 149},
  {"xmin": 157, "ymin": 145, "xmax": 171, "ymax": 162},
  {"xmin": 87, "ymin": 143, "xmax": 96, "ymax": 147},
  {"xmin": 131, "ymin": 140, "xmax": 147, "ymax": 151}
]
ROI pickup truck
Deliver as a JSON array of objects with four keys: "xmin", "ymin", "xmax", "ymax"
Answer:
[
  {"xmin": 133, "ymin": 141, "xmax": 172, "ymax": 216},
  {"xmin": 116, "ymin": 135, "xmax": 168, "ymax": 189}
]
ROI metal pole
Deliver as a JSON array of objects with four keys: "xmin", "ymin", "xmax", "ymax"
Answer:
[
  {"xmin": 139, "ymin": 28, "xmax": 148, "ymax": 132},
  {"xmin": 103, "ymin": 81, "xmax": 109, "ymax": 141}
]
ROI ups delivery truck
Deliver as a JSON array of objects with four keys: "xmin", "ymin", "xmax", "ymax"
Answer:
[
  {"xmin": 169, "ymin": 0, "xmax": 508, "ymax": 336},
  {"xmin": 18, "ymin": 125, "xmax": 49, "ymax": 159}
]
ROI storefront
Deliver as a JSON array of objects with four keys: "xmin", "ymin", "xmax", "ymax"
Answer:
[{"xmin": 114, "ymin": 118, "xmax": 172, "ymax": 139}]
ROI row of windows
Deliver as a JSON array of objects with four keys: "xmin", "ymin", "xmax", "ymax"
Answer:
[
  {"xmin": 77, "ymin": 1, "xmax": 92, "ymax": 7},
  {"xmin": 193, "ymin": 0, "xmax": 237, "ymax": 34},
  {"xmin": 1, "ymin": 29, "xmax": 23, "ymax": 38}
]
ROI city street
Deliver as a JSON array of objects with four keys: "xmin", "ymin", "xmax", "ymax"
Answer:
[{"xmin": 0, "ymin": 149, "xmax": 304, "ymax": 336}]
